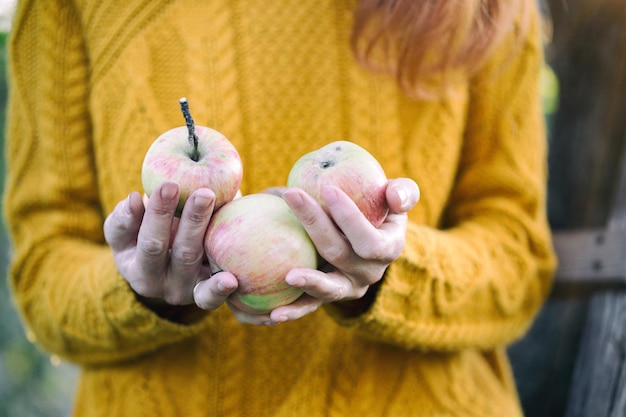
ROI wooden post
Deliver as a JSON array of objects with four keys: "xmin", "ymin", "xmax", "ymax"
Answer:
[
  {"xmin": 509, "ymin": 1, "xmax": 626, "ymax": 417},
  {"xmin": 564, "ymin": 291, "xmax": 626, "ymax": 417}
]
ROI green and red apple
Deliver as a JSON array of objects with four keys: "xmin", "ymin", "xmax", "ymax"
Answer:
[
  {"xmin": 205, "ymin": 193, "xmax": 318, "ymax": 314},
  {"xmin": 141, "ymin": 98, "xmax": 243, "ymax": 214},
  {"xmin": 287, "ymin": 140, "xmax": 389, "ymax": 227}
]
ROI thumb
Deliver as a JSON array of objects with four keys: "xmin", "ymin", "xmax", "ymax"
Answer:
[
  {"xmin": 386, "ymin": 178, "xmax": 420, "ymax": 214},
  {"xmin": 104, "ymin": 192, "xmax": 145, "ymax": 250}
]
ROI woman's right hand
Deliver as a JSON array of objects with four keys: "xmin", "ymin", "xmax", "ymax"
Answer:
[{"xmin": 103, "ymin": 181, "xmax": 239, "ymax": 313}]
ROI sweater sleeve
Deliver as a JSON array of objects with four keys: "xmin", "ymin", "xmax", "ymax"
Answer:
[
  {"xmin": 4, "ymin": 0, "xmax": 208, "ymax": 366},
  {"xmin": 326, "ymin": 5, "xmax": 557, "ymax": 351}
]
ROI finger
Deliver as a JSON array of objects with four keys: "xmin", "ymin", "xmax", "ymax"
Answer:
[
  {"xmin": 283, "ymin": 188, "xmax": 350, "ymax": 263},
  {"xmin": 321, "ymin": 186, "xmax": 397, "ymax": 263},
  {"xmin": 386, "ymin": 178, "xmax": 420, "ymax": 214},
  {"xmin": 285, "ymin": 267, "xmax": 367, "ymax": 302},
  {"xmin": 269, "ymin": 294, "xmax": 323, "ymax": 323},
  {"xmin": 166, "ymin": 189, "xmax": 216, "ymax": 303},
  {"xmin": 261, "ymin": 186, "xmax": 287, "ymax": 197},
  {"xmin": 375, "ymin": 212, "xmax": 409, "ymax": 261},
  {"xmin": 136, "ymin": 181, "xmax": 180, "ymax": 276},
  {"xmin": 228, "ymin": 303, "xmax": 275, "ymax": 326},
  {"xmin": 104, "ymin": 192, "xmax": 145, "ymax": 251},
  {"xmin": 194, "ymin": 271, "xmax": 239, "ymax": 310}
]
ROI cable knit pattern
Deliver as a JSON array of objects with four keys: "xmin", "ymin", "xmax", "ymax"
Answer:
[{"xmin": 5, "ymin": 0, "xmax": 556, "ymax": 416}]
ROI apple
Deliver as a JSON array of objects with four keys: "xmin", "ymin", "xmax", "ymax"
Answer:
[
  {"xmin": 141, "ymin": 97, "xmax": 243, "ymax": 214},
  {"xmin": 205, "ymin": 193, "xmax": 318, "ymax": 314},
  {"xmin": 287, "ymin": 140, "xmax": 389, "ymax": 227}
]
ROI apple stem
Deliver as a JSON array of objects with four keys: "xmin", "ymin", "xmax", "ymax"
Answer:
[{"xmin": 179, "ymin": 97, "xmax": 200, "ymax": 161}]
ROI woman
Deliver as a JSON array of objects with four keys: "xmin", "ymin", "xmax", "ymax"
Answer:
[{"xmin": 4, "ymin": 0, "xmax": 556, "ymax": 416}]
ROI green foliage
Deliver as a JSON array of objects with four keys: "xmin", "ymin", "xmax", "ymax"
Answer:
[{"xmin": 0, "ymin": 31, "xmax": 78, "ymax": 417}]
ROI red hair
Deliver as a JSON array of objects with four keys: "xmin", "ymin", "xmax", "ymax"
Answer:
[{"xmin": 351, "ymin": 0, "xmax": 531, "ymax": 96}]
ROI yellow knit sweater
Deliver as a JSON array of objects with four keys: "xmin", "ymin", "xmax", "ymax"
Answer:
[{"xmin": 4, "ymin": 1, "xmax": 556, "ymax": 416}]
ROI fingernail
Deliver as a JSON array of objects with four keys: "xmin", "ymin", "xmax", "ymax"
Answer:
[
  {"xmin": 160, "ymin": 182, "xmax": 179, "ymax": 202},
  {"xmin": 283, "ymin": 189, "xmax": 304, "ymax": 208},
  {"xmin": 193, "ymin": 190, "xmax": 213, "ymax": 209},
  {"xmin": 395, "ymin": 186, "xmax": 409, "ymax": 210},
  {"xmin": 286, "ymin": 274, "xmax": 305, "ymax": 287}
]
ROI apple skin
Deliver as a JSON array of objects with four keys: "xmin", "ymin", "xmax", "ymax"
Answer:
[
  {"xmin": 287, "ymin": 140, "xmax": 389, "ymax": 227},
  {"xmin": 205, "ymin": 193, "xmax": 318, "ymax": 314},
  {"xmin": 142, "ymin": 125, "xmax": 243, "ymax": 214}
]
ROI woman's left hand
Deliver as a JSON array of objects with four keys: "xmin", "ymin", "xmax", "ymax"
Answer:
[{"xmin": 230, "ymin": 178, "xmax": 419, "ymax": 325}]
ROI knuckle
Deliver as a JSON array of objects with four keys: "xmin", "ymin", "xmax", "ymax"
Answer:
[
  {"xmin": 320, "ymin": 243, "xmax": 351, "ymax": 265},
  {"xmin": 140, "ymin": 237, "xmax": 169, "ymax": 258},
  {"xmin": 327, "ymin": 284, "xmax": 345, "ymax": 302},
  {"xmin": 354, "ymin": 239, "xmax": 394, "ymax": 262},
  {"xmin": 297, "ymin": 210, "xmax": 319, "ymax": 228},
  {"xmin": 150, "ymin": 203, "xmax": 175, "ymax": 218},
  {"xmin": 172, "ymin": 247, "xmax": 203, "ymax": 266},
  {"xmin": 185, "ymin": 210, "xmax": 211, "ymax": 225}
]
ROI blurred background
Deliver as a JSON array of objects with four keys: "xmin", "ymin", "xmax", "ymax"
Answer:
[
  {"xmin": 0, "ymin": 1, "xmax": 79, "ymax": 416},
  {"xmin": 0, "ymin": 0, "xmax": 625, "ymax": 416}
]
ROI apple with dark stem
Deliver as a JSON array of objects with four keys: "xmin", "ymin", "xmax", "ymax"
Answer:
[
  {"xmin": 287, "ymin": 141, "xmax": 389, "ymax": 227},
  {"xmin": 142, "ymin": 97, "xmax": 243, "ymax": 214},
  {"xmin": 205, "ymin": 193, "xmax": 318, "ymax": 314}
]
